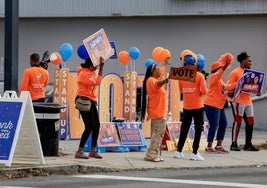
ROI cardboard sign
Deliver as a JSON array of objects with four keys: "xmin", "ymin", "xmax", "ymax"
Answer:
[
  {"xmin": 0, "ymin": 91, "xmax": 44, "ymax": 167},
  {"xmin": 233, "ymin": 69, "xmax": 265, "ymax": 102},
  {"xmin": 169, "ymin": 66, "xmax": 197, "ymax": 82},
  {"xmin": 117, "ymin": 122, "xmax": 143, "ymax": 146},
  {"xmin": 242, "ymin": 69, "xmax": 265, "ymax": 94},
  {"xmin": 97, "ymin": 122, "xmax": 120, "ymax": 147},
  {"xmin": 83, "ymin": 28, "xmax": 114, "ymax": 66}
]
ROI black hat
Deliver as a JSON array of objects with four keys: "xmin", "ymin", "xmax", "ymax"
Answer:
[
  {"xmin": 81, "ymin": 57, "xmax": 93, "ymax": 68},
  {"xmin": 237, "ymin": 52, "xmax": 250, "ymax": 63}
]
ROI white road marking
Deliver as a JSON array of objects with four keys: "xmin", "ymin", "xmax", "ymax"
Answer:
[{"xmin": 73, "ymin": 175, "xmax": 267, "ymax": 188}]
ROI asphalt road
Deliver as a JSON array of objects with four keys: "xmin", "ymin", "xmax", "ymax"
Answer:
[{"xmin": 1, "ymin": 166, "xmax": 267, "ymax": 188}]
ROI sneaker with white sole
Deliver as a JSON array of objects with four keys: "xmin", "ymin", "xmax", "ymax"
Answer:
[
  {"xmin": 190, "ymin": 152, "xmax": 204, "ymax": 161},
  {"xmin": 174, "ymin": 151, "xmax": 185, "ymax": 158}
]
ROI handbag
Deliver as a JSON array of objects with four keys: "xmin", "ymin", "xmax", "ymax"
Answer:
[{"xmin": 75, "ymin": 97, "xmax": 92, "ymax": 111}]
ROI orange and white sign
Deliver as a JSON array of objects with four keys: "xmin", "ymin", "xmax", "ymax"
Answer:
[{"xmin": 83, "ymin": 28, "xmax": 114, "ymax": 66}]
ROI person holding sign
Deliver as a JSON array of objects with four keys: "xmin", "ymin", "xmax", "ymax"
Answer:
[
  {"xmin": 19, "ymin": 53, "xmax": 49, "ymax": 102},
  {"xmin": 204, "ymin": 56, "xmax": 233, "ymax": 154},
  {"xmin": 174, "ymin": 50, "xmax": 207, "ymax": 161},
  {"xmin": 226, "ymin": 52, "xmax": 260, "ymax": 152},
  {"xmin": 141, "ymin": 64, "xmax": 169, "ymax": 162},
  {"xmin": 74, "ymin": 56, "xmax": 105, "ymax": 159}
]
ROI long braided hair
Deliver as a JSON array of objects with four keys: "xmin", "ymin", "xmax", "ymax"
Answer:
[{"xmin": 141, "ymin": 64, "xmax": 156, "ymax": 122}]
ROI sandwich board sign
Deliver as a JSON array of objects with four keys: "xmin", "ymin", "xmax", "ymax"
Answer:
[{"xmin": 0, "ymin": 91, "xmax": 45, "ymax": 167}]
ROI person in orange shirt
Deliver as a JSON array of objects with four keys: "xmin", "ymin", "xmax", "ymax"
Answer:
[
  {"xmin": 174, "ymin": 50, "xmax": 207, "ymax": 161},
  {"xmin": 141, "ymin": 63, "xmax": 168, "ymax": 162},
  {"xmin": 74, "ymin": 56, "xmax": 105, "ymax": 159},
  {"xmin": 204, "ymin": 58, "xmax": 232, "ymax": 154},
  {"xmin": 226, "ymin": 52, "xmax": 259, "ymax": 151},
  {"xmin": 19, "ymin": 53, "xmax": 49, "ymax": 102}
]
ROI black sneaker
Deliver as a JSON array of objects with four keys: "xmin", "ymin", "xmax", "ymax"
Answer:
[
  {"xmin": 244, "ymin": 144, "xmax": 259, "ymax": 151},
  {"xmin": 230, "ymin": 142, "xmax": 241, "ymax": 151}
]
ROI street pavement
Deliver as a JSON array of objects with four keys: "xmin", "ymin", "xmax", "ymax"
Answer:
[{"xmin": 0, "ymin": 129, "xmax": 266, "ymax": 179}]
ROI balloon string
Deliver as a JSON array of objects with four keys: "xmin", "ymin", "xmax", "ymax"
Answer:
[{"xmin": 126, "ymin": 64, "xmax": 128, "ymax": 72}]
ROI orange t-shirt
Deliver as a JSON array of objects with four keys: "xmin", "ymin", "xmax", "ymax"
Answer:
[
  {"xmin": 179, "ymin": 72, "xmax": 207, "ymax": 110},
  {"xmin": 19, "ymin": 66, "xmax": 49, "ymax": 100},
  {"xmin": 76, "ymin": 67, "xmax": 102, "ymax": 101},
  {"xmin": 146, "ymin": 77, "xmax": 167, "ymax": 119},
  {"xmin": 226, "ymin": 66, "xmax": 252, "ymax": 104},
  {"xmin": 204, "ymin": 69, "xmax": 227, "ymax": 109}
]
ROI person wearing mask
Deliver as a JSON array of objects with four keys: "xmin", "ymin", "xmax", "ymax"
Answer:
[
  {"xmin": 226, "ymin": 52, "xmax": 259, "ymax": 151},
  {"xmin": 204, "ymin": 54, "xmax": 232, "ymax": 153},
  {"xmin": 74, "ymin": 56, "xmax": 105, "ymax": 159},
  {"xmin": 174, "ymin": 50, "xmax": 207, "ymax": 161},
  {"xmin": 141, "ymin": 63, "xmax": 169, "ymax": 162},
  {"xmin": 19, "ymin": 53, "xmax": 49, "ymax": 102}
]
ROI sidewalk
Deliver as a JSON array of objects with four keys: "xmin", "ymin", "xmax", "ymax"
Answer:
[{"xmin": 0, "ymin": 129, "xmax": 266, "ymax": 179}]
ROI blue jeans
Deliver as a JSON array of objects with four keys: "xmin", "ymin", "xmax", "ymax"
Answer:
[{"xmin": 204, "ymin": 105, "xmax": 227, "ymax": 143}]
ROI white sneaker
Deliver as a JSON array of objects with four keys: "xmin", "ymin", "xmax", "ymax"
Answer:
[
  {"xmin": 174, "ymin": 151, "xmax": 185, "ymax": 158},
  {"xmin": 190, "ymin": 152, "xmax": 204, "ymax": 161}
]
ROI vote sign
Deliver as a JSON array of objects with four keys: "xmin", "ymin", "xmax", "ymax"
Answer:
[
  {"xmin": 116, "ymin": 122, "xmax": 143, "ymax": 146},
  {"xmin": 169, "ymin": 66, "xmax": 197, "ymax": 82}
]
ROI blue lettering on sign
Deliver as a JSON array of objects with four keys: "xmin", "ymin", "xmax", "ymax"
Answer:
[
  {"xmin": 89, "ymin": 34, "xmax": 103, "ymax": 49},
  {"xmin": 0, "ymin": 102, "xmax": 22, "ymax": 161}
]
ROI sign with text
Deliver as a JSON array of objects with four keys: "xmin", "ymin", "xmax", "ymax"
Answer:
[
  {"xmin": 169, "ymin": 66, "xmax": 197, "ymax": 82},
  {"xmin": 242, "ymin": 69, "xmax": 265, "ymax": 94},
  {"xmin": 0, "ymin": 91, "xmax": 44, "ymax": 166},
  {"xmin": 117, "ymin": 122, "xmax": 143, "ymax": 146},
  {"xmin": 0, "ymin": 102, "xmax": 22, "ymax": 161},
  {"xmin": 97, "ymin": 122, "xmax": 120, "ymax": 147},
  {"xmin": 233, "ymin": 69, "xmax": 265, "ymax": 102},
  {"xmin": 83, "ymin": 28, "xmax": 114, "ymax": 66}
]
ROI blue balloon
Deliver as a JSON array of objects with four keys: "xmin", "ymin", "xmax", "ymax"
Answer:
[
  {"xmin": 77, "ymin": 44, "xmax": 89, "ymax": 60},
  {"xmin": 59, "ymin": 43, "xmax": 73, "ymax": 62},
  {"xmin": 184, "ymin": 55, "xmax": 195, "ymax": 66},
  {"xmin": 197, "ymin": 54, "xmax": 205, "ymax": 70},
  {"xmin": 129, "ymin": 47, "xmax": 140, "ymax": 60},
  {"xmin": 145, "ymin": 59, "xmax": 155, "ymax": 68}
]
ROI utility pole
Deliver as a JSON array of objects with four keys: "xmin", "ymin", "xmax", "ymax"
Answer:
[{"xmin": 4, "ymin": 0, "xmax": 19, "ymax": 91}]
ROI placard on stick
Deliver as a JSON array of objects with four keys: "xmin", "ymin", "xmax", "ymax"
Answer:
[
  {"xmin": 0, "ymin": 91, "xmax": 44, "ymax": 167},
  {"xmin": 169, "ymin": 66, "xmax": 197, "ymax": 82},
  {"xmin": 83, "ymin": 28, "xmax": 114, "ymax": 66}
]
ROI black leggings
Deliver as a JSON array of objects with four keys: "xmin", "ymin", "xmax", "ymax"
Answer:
[
  {"xmin": 79, "ymin": 103, "xmax": 100, "ymax": 149},
  {"xmin": 177, "ymin": 108, "xmax": 204, "ymax": 154}
]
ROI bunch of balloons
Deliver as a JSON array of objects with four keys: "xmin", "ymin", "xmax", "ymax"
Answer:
[
  {"xmin": 118, "ymin": 47, "xmax": 140, "ymax": 65},
  {"xmin": 152, "ymin": 47, "xmax": 171, "ymax": 64}
]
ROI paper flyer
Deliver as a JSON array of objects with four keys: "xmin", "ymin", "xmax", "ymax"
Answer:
[{"xmin": 83, "ymin": 28, "xmax": 114, "ymax": 66}]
